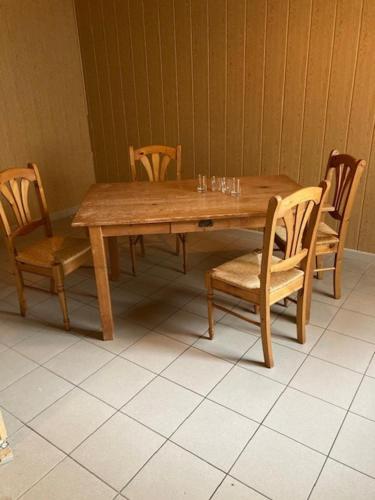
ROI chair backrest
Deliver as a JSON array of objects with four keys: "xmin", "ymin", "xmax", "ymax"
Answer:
[
  {"xmin": 325, "ymin": 150, "xmax": 366, "ymax": 232},
  {"xmin": 0, "ymin": 163, "xmax": 52, "ymax": 253},
  {"xmin": 129, "ymin": 145, "xmax": 182, "ymax": 182},
  {"xmin": 261, "ymin": 182, "xmax": 329, "ymax": 289}
]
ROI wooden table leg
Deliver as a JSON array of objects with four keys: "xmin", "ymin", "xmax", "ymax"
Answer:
[
  {"xmin": 107, "ymin": 236, "xmax": 120, "ymax": 281},
  {"xmin": 89, "ymin": 227, "xmax": 114, "ymax": 340}
]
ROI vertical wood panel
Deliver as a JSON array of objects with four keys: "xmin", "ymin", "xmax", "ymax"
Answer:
[
  {"xmin": 101, "ymin": 0, "xmax": 129, "ymax": 180},
  {"xmin": 322, "ymin": 0, "xmax": 363, "ymax": 175},
  {"xmin": 76, "ymin": 0, "xmax": 375, "ymax": 251},
  {"xmin": 280, "ymin": 0, "xmax": 312, "ymax": 181},
  {"xmin": 0, "ymin": 0, "xmax": 94, "ymax": 212},
  {"xmin": 159, "ymin": 0, "xmax": 179, "ymax": 148},
  {"xmin": 242, "ymin": 0, "xmax": 266, "ymax": 176},
  {"xmin": 226, "ymin": 0, "xmax": 246, "ymax": 177},
  {"xmin": 128, "ymin": 0, "xmax": 152, "ymax": 147},
  {"xmin": 351, "ymin": 0, "xmax": 375, "ymax": 250},
  {"xmin": 143, "ymin": 0, "xmax": 165, "ymax": 145},
  {"xmin": 174, "ymin": 0, "xmax": 195, "ymax": 179},
  {"xmin": 208, "ymin": 0, "xmax": 226, "ymax": 177},
  {"xmin": 191, "ymin": 0, "xmax": 209, "ymax": 176},
  {"xmin": 299, "ymin": 0, "xmax": 337, "ymax": 188},
  {"xmin": 115, "ymin": 0, "xmax": 140, "ymax": 174},
  {"xmin": 90, "ymin": 0, "xmax": 118, "ymax": 182},
  {"xmin": 261, "ymin": 0, "xmax": 289, "ymax": 175}
]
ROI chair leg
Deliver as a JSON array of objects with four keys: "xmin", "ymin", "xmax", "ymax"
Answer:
[
  {"xmin": 129, "ymin": 236, "xmax": 137, "ymax": 276},
  {"xmin": 139, "ymin": 235, "xmax": 145, "ymax": 257},
  {"xmin": 53, "ymin": 266, "xmax": 70, "ymax": 331},
  {"xmin": 181, "ymin": 234, "xmax": 187, "ymax": 274},
  {"xmin": 316, "ymin": 255, "xmax": 324, "ymax": 279},
  {"xmin": 260, "ymin": 297, "xmax": 273, "ymax": 368},
  {"xmin": 207, "ymin": 283, "xmax": 215, "ymax": 339},
  {"xmin": 333, "ymin": 254, "xmax": 342, "ymax": 299},
  {"xmin": 14, "ymin": 266, "xmax": 26, "ymax": 316},
  {"xmin": 50, "ymin": 278, "xmax": 56, "ymax": 294},
  {"xmin": 296, "ymin": 289, "xmax": 307, "ymax": 344},
  {"xmin": 175, "ymin": 234, "xmax": 180, "ymax": 256}
]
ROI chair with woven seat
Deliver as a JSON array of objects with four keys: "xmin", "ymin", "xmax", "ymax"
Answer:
[
  {"xmin": 0, "ymin": 163, "xmax": 91, "ymax": 330},
  {"xmin": 128, "ymin": 144, "xmax": 187, "ymax": 274},
  {"xmin": 275, "ymin": 150, "xmax": 366, "ymax": 299},
  {"xmin": 205, "ymin": 182, "xmax": 329, "ymax": 368}
]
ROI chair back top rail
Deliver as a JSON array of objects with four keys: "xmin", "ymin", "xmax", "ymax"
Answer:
[
  {"xmin": 261, "ymin": 182, "xmax": 330, "ymax": 286},
  {"xmin": 0, "ymin": 164, "xmax": 52, "ymax": 251},
  {"xmin": 325, "ymin": 149, "xmax": 366, "ymax": 226},
  {"xmin": 129, "ymin": 144, "xmax": 182, "ymax": 182}
]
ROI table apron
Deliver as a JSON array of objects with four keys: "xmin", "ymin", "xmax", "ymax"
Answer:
[{"xmin": 100, "ymin": 216, "xmax": 266, "ymax": 237}]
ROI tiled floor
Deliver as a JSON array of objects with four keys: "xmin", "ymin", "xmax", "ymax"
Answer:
[{"xmin": 1, "ymin": 221, "xmax": 375, "ymax": 499}]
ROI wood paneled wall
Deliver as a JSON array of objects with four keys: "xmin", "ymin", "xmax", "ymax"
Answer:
[
  {"xmin": 75, "ymin": 0, "xmax": 375, "ymax": 251},
  {"xmin": 0, "ymin": 0, "xmax": 95, "ymax": 213}
]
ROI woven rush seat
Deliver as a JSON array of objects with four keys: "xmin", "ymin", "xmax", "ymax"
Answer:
[
  {"xmin": 276, "ymin": 221, "xmax": 339, "ymax": 246},
  {"xmin": 16, "ymin": 236, "xmax": 90, "ymax": 269},
  {"xmin": 211, "ymin": 251, "xmax": 304, "ymax": 292}
]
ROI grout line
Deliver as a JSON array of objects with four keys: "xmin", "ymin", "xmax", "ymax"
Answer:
[{"xmin": 307, "ymin": 350, "xmax": 375, "ymax": 498}]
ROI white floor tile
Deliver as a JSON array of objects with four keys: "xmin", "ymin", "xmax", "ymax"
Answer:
[
  {"xmin": 85, "ymin": 319, "xmax": 151, "ymax": 354},
  {"xmin": 351, "ymin": 376, "xmax": 375, "ymax": 421},
  {"xmin": 0, "ymin": 349, "xmax": 37, "ymax": 391},
  {"xmin": 80, "ymin": 357, "xmax": 155, "ymax": 409},
  {"xmin": 162, "ymin": 347, "xmax": 232, "ymax": 396},
  {"xmin": 0, "ymin": 427, "xmax": 64, "ymax": 499},
  {"xmin": 290, "ymin": 357, "xmax": 362, "ymax": 409},
  {"xmin": 231, "ymin": 426, "xmax": 325, "ymax": 500},
  {"xmin": 121, "ymin": 332, "xmax": 187, "ymax": 373},
  {"xmin": 311, "ymin": 330, "xmax": 375, "ymax": 373},
  {"xmin": 44, "ymin": 340, "xmax": 115, "ymax": 384},
  {"xmin": 264, "ymin": 388, "xmax": 345, "ymax": 453},
  {"xmin": 239, "ymin": 340, "xmax": 306, "ymax": 384},
  {"xmin": 0, "ymin": 367, "xmax": 73, "ymax": 421},
  {"xmin": 72, "ymin": 412, "xmax": 164, "ymax": 491},
  {"xmin": 212, "ymin": 477, "xmax": 267, "ymax": 499},
  {"xmin": 329, "ymin": 309, "xmax": 375, "ymax": 344},
  {"xmin": 29, "ymin": 387, "xmax": 115, "ymax": 453},
  {"xmin": 310, "ymin": 458, "xmax": 375, "ymax": 499},
  {"xmin": 0, "ymin": 316, "xmax": 44, "ymax": 347},
  {"xmin": 281, "ymin": 300, "xmax": 339, "ymax": 329},
  {"xmin": 367, "ymin": 356, "xmax": 375, "ymax": 378},
  {"xmin": 122, "ymin": 377, "xmax": 202, "ymax": 437},
  {"xmin": 123, "ymin": 441, "xmax": 224, "ymax": 500},
  {"xmin": 123, "ymin": 300, "xmax": 179, "ymax": 330},
  {"xmin": 209, "ymin": 366, "xmax": 284, "ymax": 422},
  {"xmin": 343, "ymin": 290, "xmax": 375, "ymax": 317},
  {"xmin": 155, "ymin": 310, "xmax": 209, "ymax": 345},
  {"xmin": 150, "ymin": 284, "xmax": 201, "ymax": 308},
  {"xmin": 13, "ymin": 329, "xmax": 80, "ymax": 364},
  {"xmin": 183, "ymin": 295, "xmax": 222, "ymax": 322},
  {"xmin": 0, "ymin": 407, "xmax": 23, "ymax": 436},
  {"xmin": 271, "ymin": 316, "xmax": 324, "ymax": 353},
  {"xmin": 172, "ymin": 399, "xmax": 258, "ymax": 471},
  {"xmin": 193, "ymin": 323, "xmax": 258, "ymax": 363},
  {"xmin": 331, "ymin": 412, "xmax": 375, "ymax": 477},
  {"xmin": 22, "ymin": 457, "xmax": 116, "ymax": 500}
]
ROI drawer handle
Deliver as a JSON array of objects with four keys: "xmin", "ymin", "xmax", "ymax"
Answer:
[{"xmin": 199, "ymin": 219, "xmax": 213, "ymax": 227}]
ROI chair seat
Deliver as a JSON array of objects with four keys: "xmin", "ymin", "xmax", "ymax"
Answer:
[
  {"xmin": 211, "ymin": 251, "xmax": 304, "ymax": 292},
  {"xmin": 276, "ymin": 221, "xmax": 339, "ymax": 246},
  {"xmin": 16, "ymin": 236, "xmax": 91, "ymax": 269}
]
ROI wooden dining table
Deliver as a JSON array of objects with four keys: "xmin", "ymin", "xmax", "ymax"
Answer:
[{"xmin": 72, "ymin": 175, "xmax": 301, "ymax": 340}]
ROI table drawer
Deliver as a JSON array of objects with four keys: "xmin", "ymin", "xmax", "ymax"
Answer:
[{"xmin": 171, "ymin": 216, "xmax": 265, "ymax": 233}]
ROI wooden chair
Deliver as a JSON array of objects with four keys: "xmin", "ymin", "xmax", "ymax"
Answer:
[
  {"xmin": 275, "ymin": 150, "xmax": 366, "ymax": 299},
  {"xmin": 0, "ymin": 163, "xmax": 91, "ymax": 330},
  {"xmin": 128, "ymin": 144, "xmax": 187, "ymax": 274},
  {"xmin": 205, "ymin": 182, "xmax": 329, "ymax": 368}
]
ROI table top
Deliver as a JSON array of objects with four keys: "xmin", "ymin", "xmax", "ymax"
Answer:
[{"xmin": 72, "ymin": 175, "xmax": 301, "ymax": 227}]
